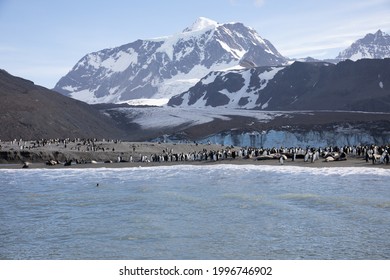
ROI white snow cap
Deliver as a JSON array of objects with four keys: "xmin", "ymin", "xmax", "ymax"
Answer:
[{"xmin": 183, "ymin": 17, "xmax": 218, "ymax": 32}]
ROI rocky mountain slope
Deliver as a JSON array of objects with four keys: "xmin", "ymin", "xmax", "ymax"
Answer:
[
  {"xmin": 2, "ymin": 68, "xmax": 389, "ymax": 146},
  {"xmin": 168, "ymin": 59, "xmax": 390, "ymax": 112},
  {"xmin": 0, "ymin": 70, "xmax": 126, "ymax": 140},
  {"xmin": 337, "ymin": 30, "xmax": 390, "ymax": 61},
  {"xmin": 53, "ymin": 17, "xmax": 287, "ymax": 105}
]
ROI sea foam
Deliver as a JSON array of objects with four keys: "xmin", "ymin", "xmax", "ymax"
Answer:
[{"xmin": 1, "ymin": 164, "xmax": 389, "ymax": 177}]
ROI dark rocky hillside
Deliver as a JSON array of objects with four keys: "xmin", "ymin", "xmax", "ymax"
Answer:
[
  {"xmin": 262, "ymin": 59, "xmax": 390, "ymax": 111},
  {"xmin": 169, "ymin": 59, "xmax": 390, "ymax": 112},
  {"xmin": 0, "ymin": 70, "xmax": 126, "ymax": 140}
]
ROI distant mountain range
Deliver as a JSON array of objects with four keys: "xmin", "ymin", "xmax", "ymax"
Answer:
[
  {"xmin": 53, "ymin": 18, "xmax": 390, "ymax": 107},
  {"xmin": 54, "ymin": 17, "xmax": 286, "ymax": 104}
]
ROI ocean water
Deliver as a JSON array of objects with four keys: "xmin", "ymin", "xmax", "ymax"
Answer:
[{"xmin": 1, "ymin": 165, "xmax": 389, "ymax": 260}]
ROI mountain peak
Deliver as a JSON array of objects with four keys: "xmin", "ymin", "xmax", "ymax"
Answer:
[
  {"xmin": 362, "ymin": 29, "xmax": 388, "ymax": 42},
  {"xmin": 336, "ymin": 29, "xmax": 390, "ymax": 61},
  {"xmin": 375, "ymin": 29, "xmax": 384, "ymax": 36},
  {"xmin": 54, "ymin": 18, "xmax": 286, "ymax": 104},
  {"xmin": 373, "ymin": 29, "xmax": 388, "ymax": 37},
  {"xmin": 183, "ymin": 17, "xmax": 218, "ymax": 32}
]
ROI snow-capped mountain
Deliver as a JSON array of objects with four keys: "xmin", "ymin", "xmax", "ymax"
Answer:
[
  {"xmin": 54, "ymin": 17, "xmax": 287, "ymax": 104},
  {"xmin": 168, "ymin": 59, "xmax": 390, "ymax": 112},
  {"xmin": 336, "ymin": 30, "xmax": 390, "ymax": 61}
]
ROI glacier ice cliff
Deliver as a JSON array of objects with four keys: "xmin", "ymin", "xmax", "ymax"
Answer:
[{"xmin": 161, "ymin": 130, "xmax": 390, "ymax": 148}]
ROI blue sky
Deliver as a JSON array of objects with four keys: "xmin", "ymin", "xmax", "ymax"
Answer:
[{"xmin": 1, "ymin": 0, "xmax": 390, "ymax": 88}]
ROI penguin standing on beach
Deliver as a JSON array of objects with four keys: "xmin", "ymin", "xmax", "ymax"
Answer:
[{"xmin": 304, "ymin": 152, "xmax": 310, "ymax": 162}]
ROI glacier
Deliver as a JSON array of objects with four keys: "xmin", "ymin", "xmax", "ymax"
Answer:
[
  {"xmin": 198, "ymin": 130, "xmax": 388, "ymax": 148},
  {"xmin": 105, "ymin": 106, "xmax": 390, "ymax": 148}
]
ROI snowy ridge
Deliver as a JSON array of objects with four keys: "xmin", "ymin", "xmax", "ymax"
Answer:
[
  {"xmin": 337, "ymin": 30, "xmax": 390, "ymax": 61},
  {"xmin": 183, "ymin": 17, "xmax": 218, "ymax": 32},
  {"xmin": 53, "ymin": 17, "xmax": 287, "ymax": 105},
  {"xmin": 168, "ymin": 66, "xmax": 285, "ymax": 108}
]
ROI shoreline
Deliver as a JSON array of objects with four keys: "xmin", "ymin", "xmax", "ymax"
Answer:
[
  {"xmin": 1, "ymin": 156, "xmax": 389, "ymax": 170},
  {"xmin": 1, "ymin": 140, "xmax": 389, "ymax": 170}
]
